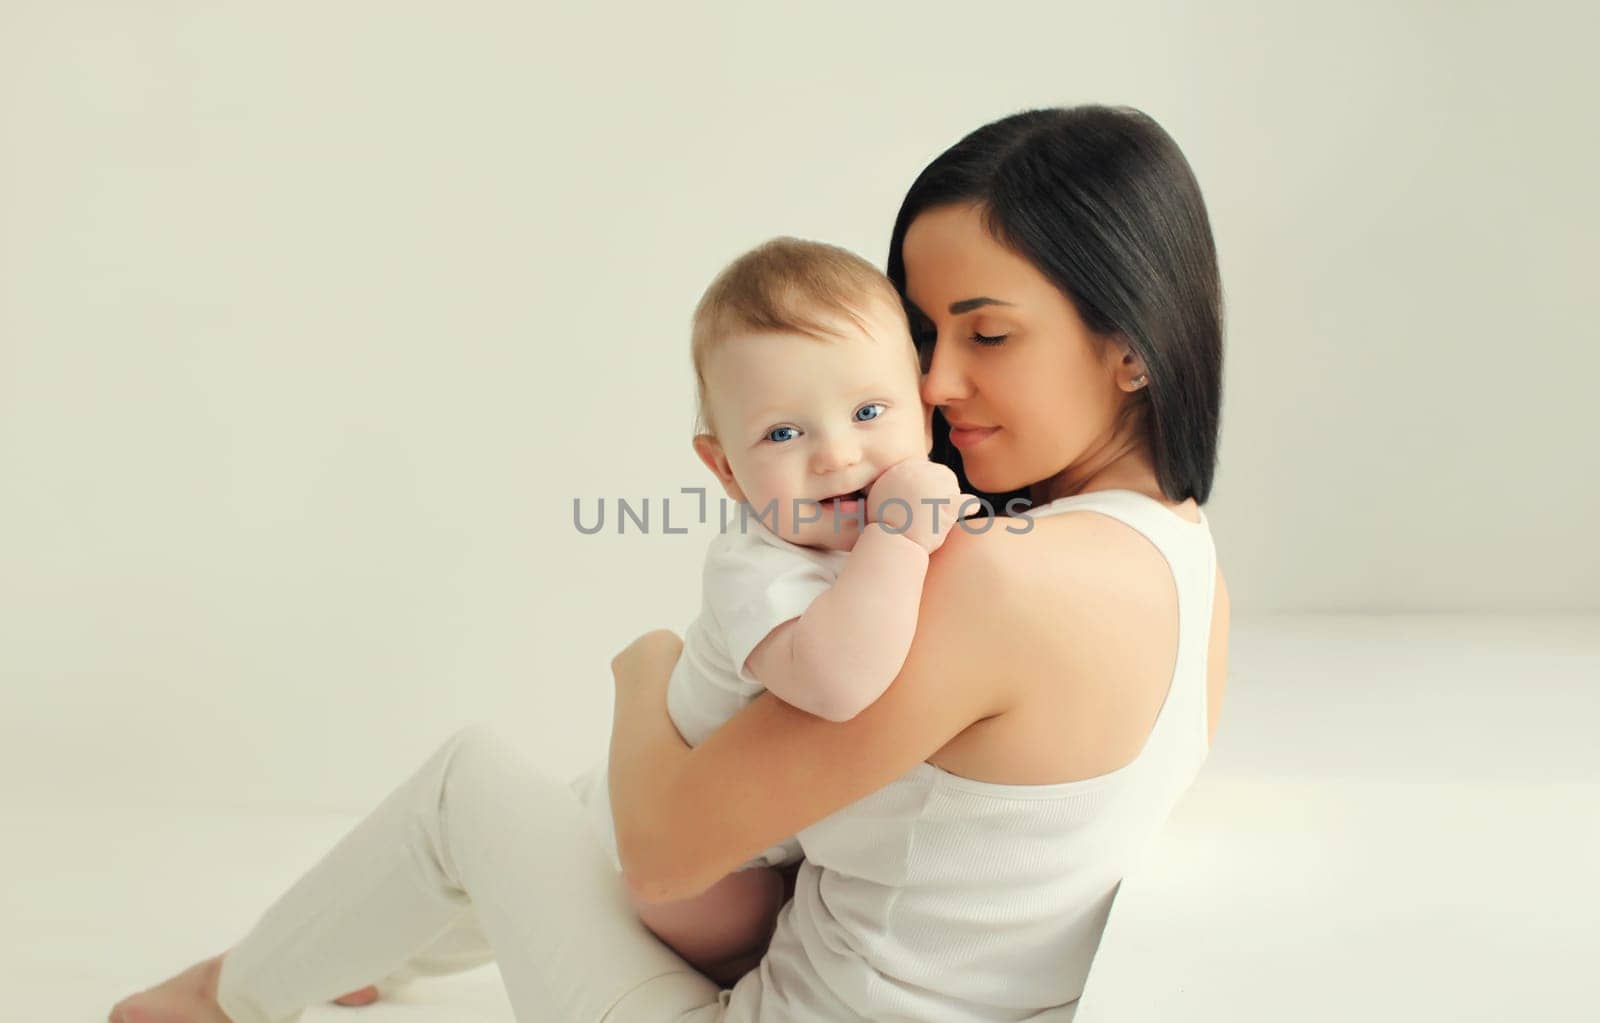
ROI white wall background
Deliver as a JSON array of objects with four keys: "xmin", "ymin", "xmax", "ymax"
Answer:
[{"xmin": 2, "ymin": 1, "xmax": 1595, "ymax": 812}]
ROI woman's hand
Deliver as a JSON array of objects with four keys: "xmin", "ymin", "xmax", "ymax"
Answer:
[{"xmin": 610, "ymin": 629, "xmax": 683, "ymax": 692}]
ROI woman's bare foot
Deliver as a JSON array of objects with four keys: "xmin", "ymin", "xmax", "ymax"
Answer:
[
  {"xmin": 108, "ymin": 951, "xmax": 382, "ymax": 1020},
  {"xmin": 333, "ymin": 985, "xmax": 380, "ymax": 1006},
  {"xmin": 106, "ymin": 952, "xmax": 232, "ymax": 1023}
]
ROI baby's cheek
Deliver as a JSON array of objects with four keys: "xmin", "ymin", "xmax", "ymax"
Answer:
[{"xmin": 749, "ymin": 489, "xmax": 798, "ymax": 538}]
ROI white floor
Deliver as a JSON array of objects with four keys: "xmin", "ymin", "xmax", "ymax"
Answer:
[
  {"xmin": 10, "ymin": 615, "xmax": 1596, "ymax": 1022},
  {"xmin": 1078, "ymin": 615, "xmax": 1599, "ymax": 1022}
]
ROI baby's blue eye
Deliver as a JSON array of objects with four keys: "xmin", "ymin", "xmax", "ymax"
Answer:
[
  {"xmin": 767, "ymin": 426, "xmax": 799, "ymax": 443},
  {"xmin": 855, "ymin": 403, "xmax": 886, "ymax": 423}
]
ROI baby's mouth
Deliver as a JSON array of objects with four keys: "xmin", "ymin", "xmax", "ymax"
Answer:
[{"xmin": 818, "ymin": 487, "xmax": 868, "ymax": 504}]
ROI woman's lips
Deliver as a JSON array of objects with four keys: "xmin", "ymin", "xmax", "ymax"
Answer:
[{"xmin": 948, "ymin": 424, "xmax": 999, "ymax": 449}]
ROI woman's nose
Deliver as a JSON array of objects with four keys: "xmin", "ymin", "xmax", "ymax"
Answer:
[{"xmin": 919, "ymin": 336, "xmax": 969, "ymax": 407}]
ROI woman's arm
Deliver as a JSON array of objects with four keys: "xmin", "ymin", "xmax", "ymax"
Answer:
[{"xmin": 608, "ymin": 527, "xmax": 1023, "ymax": 902}]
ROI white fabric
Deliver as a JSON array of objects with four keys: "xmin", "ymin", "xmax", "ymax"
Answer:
[
  {"xmin": 573, "ymin": 511, "xmax": 849, "ymax": 872},
  {"xmin": 215, "ymin": 722, "xmax": 732, "ymax": 1023},
  {"xmin": 213, "ymin": 488, "xmax": 1217, "ymax": 1023},
  {"xmin": 714, "ymin": 489, "xmax": 1218, "ymax": 1022}
]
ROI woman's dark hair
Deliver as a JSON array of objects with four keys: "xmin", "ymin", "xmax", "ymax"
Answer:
[{"xmin": 887, "ymin": 105, "xmax": 1223, "ymax": 508}]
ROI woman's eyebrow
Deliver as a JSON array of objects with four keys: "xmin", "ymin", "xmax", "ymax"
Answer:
[{"xmin": 948, "ymin": 297, "xmax": 1015, "ymax": 314}]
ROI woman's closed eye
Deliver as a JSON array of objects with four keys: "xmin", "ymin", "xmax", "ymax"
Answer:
[{"xmin": 913, "ymin": 320, "xmax": 1007, "ymax": 349}]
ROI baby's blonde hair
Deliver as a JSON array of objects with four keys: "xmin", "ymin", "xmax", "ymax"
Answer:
[{"xmin": 691, "ymin": 237, "xmax": 913, "ymax": 437}]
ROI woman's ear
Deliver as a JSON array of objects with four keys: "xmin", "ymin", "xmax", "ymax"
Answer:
[
  {"xmin": 691, "ymin": 433, "xmax": 746, "ymax": 502},
  {"xmin": 1108, "ymin": 337, "xmax": 1150, "ymax": 393}
]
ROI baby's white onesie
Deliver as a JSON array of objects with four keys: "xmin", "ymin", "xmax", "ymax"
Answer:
[{"xmin": 570, "ymin": 512, "xmax": 850, "ymax": 873}]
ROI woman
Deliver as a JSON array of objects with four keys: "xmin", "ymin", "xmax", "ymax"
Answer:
[{"xmin": 109, "ymin": 103, "xmax": 1229, "ymax": 1023}]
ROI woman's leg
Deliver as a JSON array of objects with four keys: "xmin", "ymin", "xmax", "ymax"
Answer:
[
  {"xmin": 214, "ymin": 722, "xmax": 728, "ymax": 1023},
  {"xmin": 352, "ymin": 904, "xmax": 496, "ymax": 999},
  {"xmin": 348, "ymin": 762, "xmax": 617, "ymax": 998},
  {"xmin": 404, "ymin": 753, "xmax": 662, "ymax": 981}
]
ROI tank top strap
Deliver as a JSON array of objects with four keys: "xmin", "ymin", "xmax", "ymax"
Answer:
[{"xmin": 1022, "ymin": 489, "xmax": 1218, "ymax": 760}]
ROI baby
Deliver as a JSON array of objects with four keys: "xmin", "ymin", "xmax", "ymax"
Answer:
[{"xmin": 569, "ymin": 236, "xmax": 963, "ymax": 986}]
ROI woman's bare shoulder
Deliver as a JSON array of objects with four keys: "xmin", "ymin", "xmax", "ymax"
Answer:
[
  {"xmin": 943, "ymin": 507, "xmax": 1173, "ymax": 610},
  {"xmin": 904, "ymin": 523, "xmax": 1036, "ymax": 717},
  {"xmin": 913, "ymin": 516, "xmax": 1131, "ymax": 696},
  {"xmin": 887, "ymin": 507, "xmax": 1189, "ymax": 727},
  {"xmin": 924, "ymin": 509, "xmax": 1185, "ymax": 781}
]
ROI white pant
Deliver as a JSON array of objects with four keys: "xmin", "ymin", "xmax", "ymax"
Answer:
[{"xmin": 215, "ymin": 723, "xmax": 733, "ymax": 1023}]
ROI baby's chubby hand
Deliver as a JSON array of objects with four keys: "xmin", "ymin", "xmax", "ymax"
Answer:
[{"xmin": 864, "ymin": 458, "xmax": 966, "ymax": 554}]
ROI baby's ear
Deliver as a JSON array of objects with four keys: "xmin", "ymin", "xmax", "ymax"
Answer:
[{"xmin": 691, "ymin": 433, "xmax": 746, "ymax": 502}]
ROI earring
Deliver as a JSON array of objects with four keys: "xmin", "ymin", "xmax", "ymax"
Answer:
[{"xmin": 1130, "ymin": 374, "xmax": 1148, "ymax": 389}]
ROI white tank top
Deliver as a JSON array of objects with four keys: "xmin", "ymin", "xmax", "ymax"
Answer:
[{"xmin": 716, "ymin": 488, "xmax": 1218, "ymax": 1022}]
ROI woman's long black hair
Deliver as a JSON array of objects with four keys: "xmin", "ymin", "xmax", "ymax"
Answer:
[{"xmin": 887, "ymin": 105, "xmax": 1224, "ymax": 509}]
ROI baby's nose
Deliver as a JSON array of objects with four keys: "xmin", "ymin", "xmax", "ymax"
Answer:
[{"xmin": 811, "ymin": 435, "xmax": 861, "ymax": 473}]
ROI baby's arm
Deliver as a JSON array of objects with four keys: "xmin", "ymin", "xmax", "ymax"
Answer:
[
  {"xmin": 745, "ymin": 526, "xmax": 929, "ymax": 722},
  {"xmin": 745, "ymin": 459, "xmax": 964, "ymax": 722}
]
